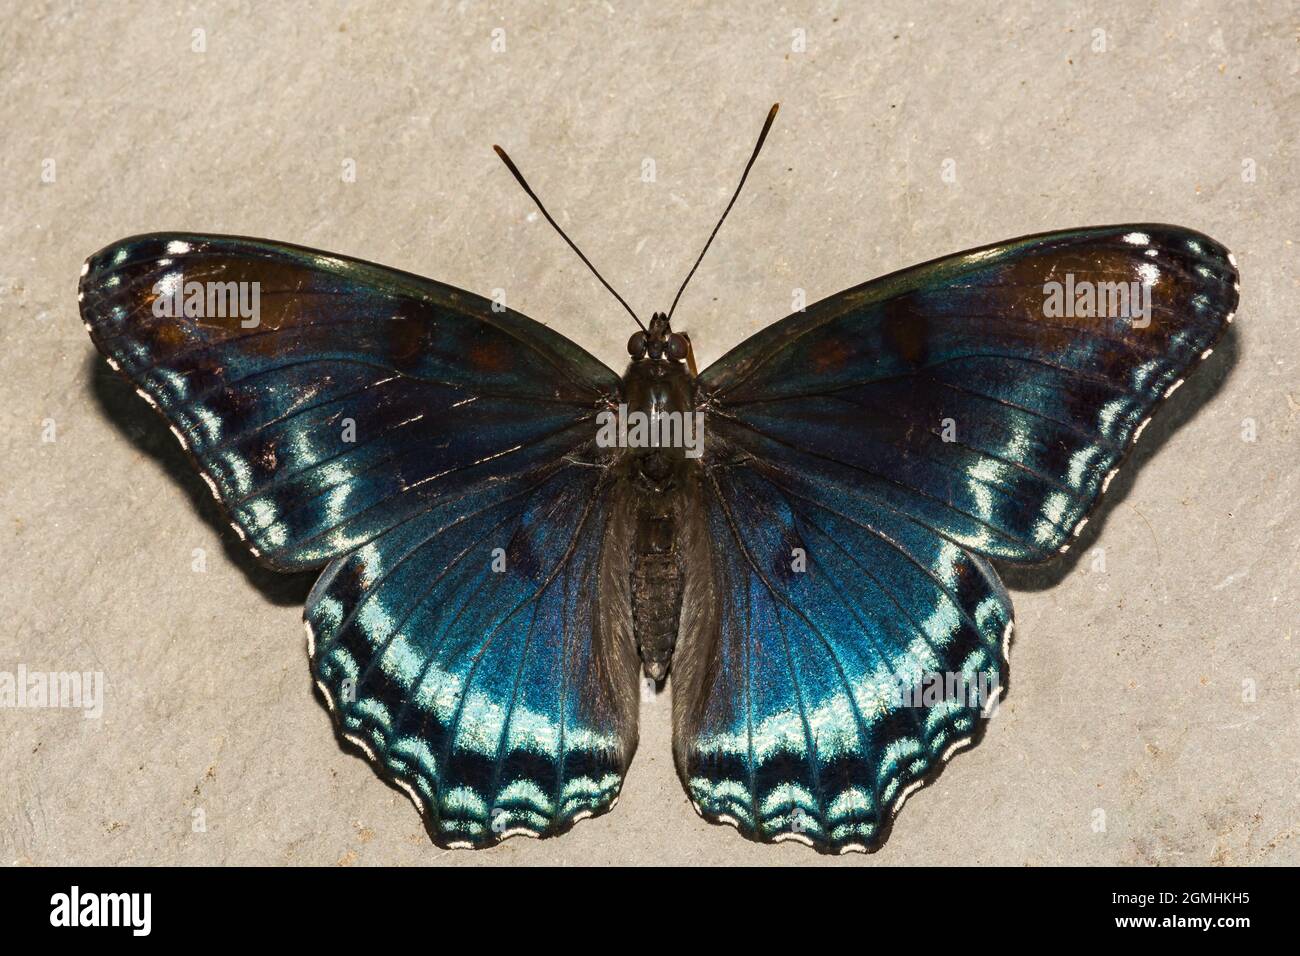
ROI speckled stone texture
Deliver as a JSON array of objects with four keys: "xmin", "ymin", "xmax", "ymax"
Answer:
[{"xmin": 1, "ymin": 1, "xmax": 1295, "ymax": 865}]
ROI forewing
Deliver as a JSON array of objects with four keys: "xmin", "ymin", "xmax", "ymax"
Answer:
[
  {"xmin": 699, "ymin": 224, "xmax": 1238, "ymax": 561},
  {"xmin": 79, "ymin": 232, "xmax": 619, "ymax": 569}
]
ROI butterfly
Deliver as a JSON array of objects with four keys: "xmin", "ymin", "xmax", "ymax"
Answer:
[{"xmin": 79, "ymin": 104, "xmax": 1238, "ymax": 854}]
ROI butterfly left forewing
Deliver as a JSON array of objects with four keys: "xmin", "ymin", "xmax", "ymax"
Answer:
[{"xmin": 80, "ymin": 233, "xmax": 619, "ymax": 569}]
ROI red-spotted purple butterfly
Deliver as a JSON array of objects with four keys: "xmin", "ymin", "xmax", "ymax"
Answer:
[{"xmin": 80, "ymin": 104, "xmax": 1238, "ymax": 852}]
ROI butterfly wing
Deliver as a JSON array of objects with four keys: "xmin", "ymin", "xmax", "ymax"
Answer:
[
  {"xmin": 306, "ymin": 455, "xmax": 639, "ymax": 846},
  {"xmin": 80, "ymin": 233, "xmax": 618, "ymax": 570},
  {"xmin": 676, "ymin": 224, "xmax": 1237, "ymax": 851},
  {"xmin": 674, "ymin": 450, "xmax": 1012, "ymax": 852},
  {"xmin": 80, "ymin": 233, "xmax": 640, "ymax": 843},
  {"xmin": 699, "ymin": 224, "xmax": 1237, "ymax": 561}
]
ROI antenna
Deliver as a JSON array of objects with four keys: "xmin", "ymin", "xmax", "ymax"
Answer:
[
  {"xmin": 668, "ymin": 103, "xmax": 779, "ymax": 322},
  {"xmin": 493, "ymin": 144, "xmax": 647, "ymax": 332}
]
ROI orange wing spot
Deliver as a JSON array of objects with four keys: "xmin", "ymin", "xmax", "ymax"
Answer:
[
  {"xmin": 469, "ymin": 341, "xmax": 512, "ymax": 373},
  {"xmin": 813, "ymin": 338, "xmax": 855, "ymax": 373}
]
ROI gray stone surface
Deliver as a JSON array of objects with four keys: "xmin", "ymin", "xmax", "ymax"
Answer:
[{"xmin": 1, "ymin": 2, "xmax": 1295, "ymax": 865}]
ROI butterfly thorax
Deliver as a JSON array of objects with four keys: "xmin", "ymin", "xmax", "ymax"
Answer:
[{"xmin": 622, "ymin": 338, "xmax": 697, "ymax": 682}]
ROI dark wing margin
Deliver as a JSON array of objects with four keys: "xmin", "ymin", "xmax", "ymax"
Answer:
[
  {"xmin": 78, "ymin": 232, "xmax": 619, "ymax": 570},
  {"xmin": 698, "ymin": 224, "xmax": 1239, "ymax": 562}
]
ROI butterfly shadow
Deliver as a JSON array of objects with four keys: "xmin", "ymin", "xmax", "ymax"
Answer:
[
  {"xmin": 86, "ymin": 351, "xmax": 317, "ymax": 607},
  {"xmin": 997, "ymin": 325, "xmax": 1240, "ymax": 592}
]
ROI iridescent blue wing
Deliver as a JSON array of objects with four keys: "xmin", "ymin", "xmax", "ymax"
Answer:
[
  {"xmin": 306, "ymin": 457, "xmax": 639, "ymax": 846},
  {"xmin": 80, "ymin": 233, "xmax": 640, "ymax": 844},
  {"xmin": 677, "ymin": 224, "xmax": 1237, "ymax": 851},
  {"xmin": 79, "ymin": 233, "xmax": 618, "ymax": 570},
  {"xmin": 700, "ymin": 224, "xmax": 1237, "ymax": 562},
  {"xmin": 674, "ymin": 451, "xmax": 1012, "ymax": 853}
]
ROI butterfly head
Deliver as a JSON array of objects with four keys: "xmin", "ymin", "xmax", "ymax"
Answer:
[{"xmin": 628, "ymin": 312, "xmax": 689, "ymax": 365}]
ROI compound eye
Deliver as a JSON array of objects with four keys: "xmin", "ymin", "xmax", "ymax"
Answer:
[
  {"xmin": 627, "ymin": 331, "xmax": 647, "ymax": 357},
  {"xmin": 666, "ymin": 333, "xmax": 687, "ymax": 361}
]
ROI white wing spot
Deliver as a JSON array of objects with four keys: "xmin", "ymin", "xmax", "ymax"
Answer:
[
  {"xmin": 396, "ymin": 779, "xmax": 426, "ymax": 816},
  {"xmin": 981, "ymin": 683, "xmax": 1006, "ymax": 719},
  {"xmin": 201, "ymin": 473, "xmax": 221, "ymax": 501},
  {"xmin": 344, "ymin": 732, "xmax": 377, "ymax": 762},
  {"xmin": 314, "ymin": 678, "xmax": 336, "ymax": 711},
  {"xmin": 941, "ymin": 737, "xmax": 975, "ymax": 762},
  {"xmin": 497, "ymin": 827, "xmax": 540, "ymax": 840},
  {"xmin": 774, "ymin": 831, "xmax": 815, "ymax": 847},
  {"xmin": 892, "ymin": 779, "xmax": 926, "ymax": 817}
]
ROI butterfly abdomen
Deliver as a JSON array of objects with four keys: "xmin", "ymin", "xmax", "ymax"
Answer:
[{"xmin": 631, "ymin": 503, "xmax": 685, "ymax": 680}]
